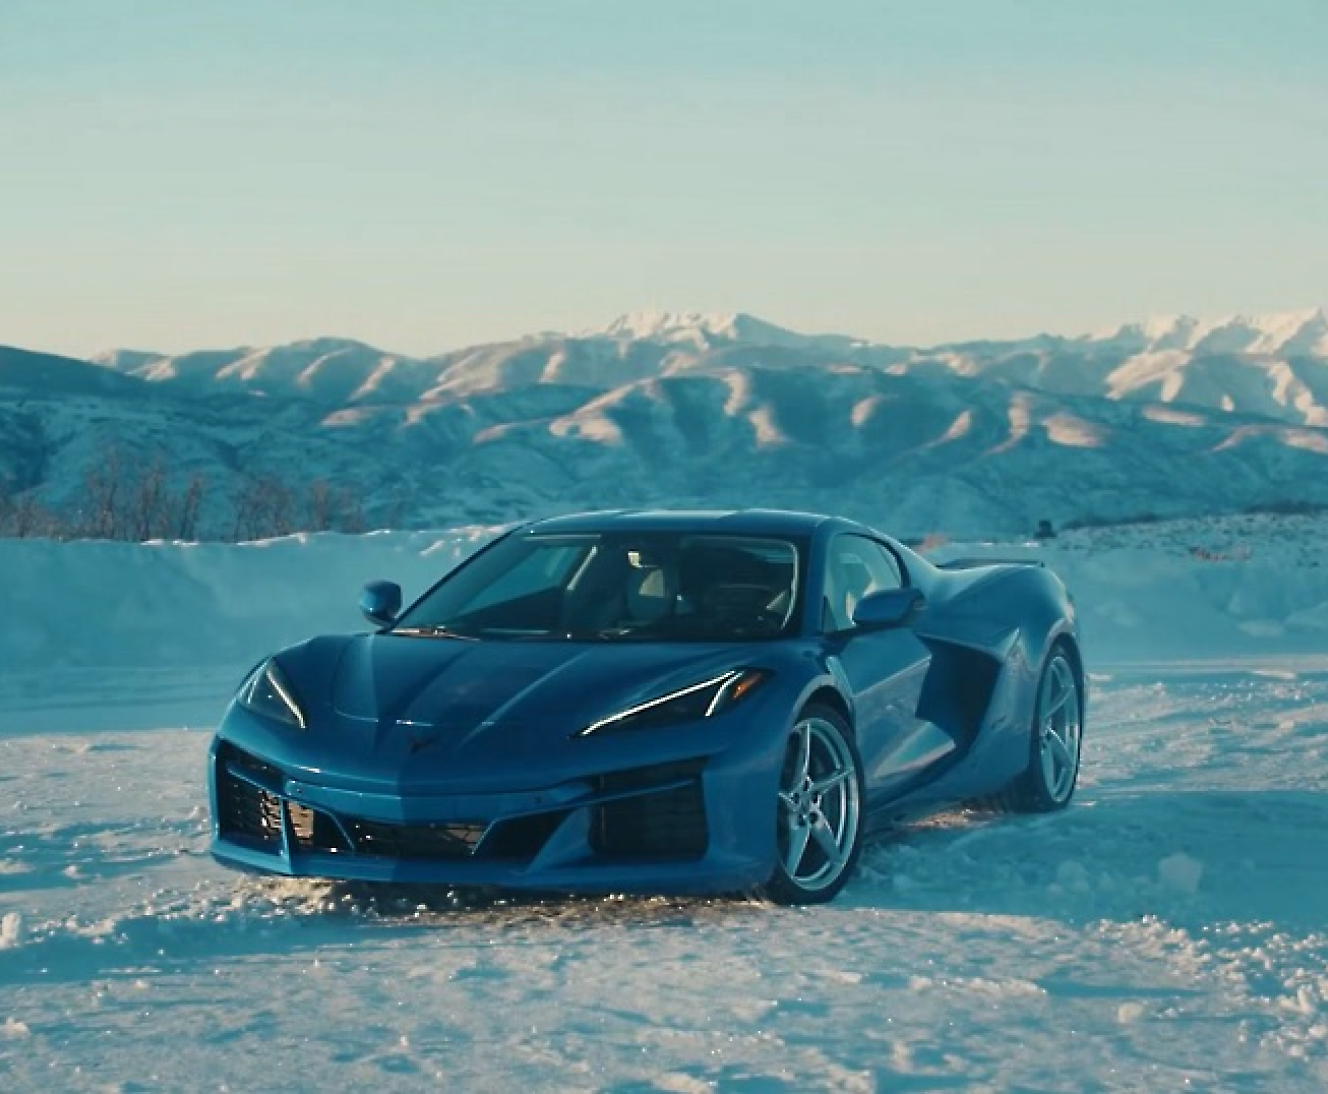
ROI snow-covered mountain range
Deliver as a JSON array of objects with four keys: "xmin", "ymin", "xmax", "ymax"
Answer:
[{"xmin": 3, "ymin": 307, "xmax": 1328, "ymax": 538}]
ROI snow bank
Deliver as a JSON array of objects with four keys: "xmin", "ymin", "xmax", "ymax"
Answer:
[
  {"xmin": 933, "ymin": 511, "xmax": 1328, "ymax": 661},
  {"xmin": 2, "ymin": 513, "xmax": 1327, "ymax": 676},
  {"xmin": 0, "ymin": 527, "xmax": 496, "ymax": 674}
]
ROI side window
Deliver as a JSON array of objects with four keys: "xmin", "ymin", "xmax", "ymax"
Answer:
[{"xmin": 822, "ymin": 535, "xmax": 903, "ymax": 632}]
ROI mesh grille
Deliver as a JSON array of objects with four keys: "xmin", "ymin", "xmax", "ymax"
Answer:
[
  {"xmin": 216, "ymin": 765, "xmax": 283, "ymax": 845},
  {"xmin": 592, "ymin": 760, "xmax": 709, "ymax": 859}
]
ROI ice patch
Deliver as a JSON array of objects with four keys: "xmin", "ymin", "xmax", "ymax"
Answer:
[
  {"xmin": 1054, "ymin": 860, "xmax": 1093, "ymax": 895},
  {"xmin": 0, "ymin": 911, "xmax": 22, "ymax": 949},
  {"xmin": 1117, "ymin": 1002, "xmax": 1146, "ymax": 1023},
  {"xmin": 1157, "ymin": 853, "xmax": 1204, "ymax": 894},
  {"xmin": 907, "ymin": 975, "xmax": 1045, "ymax": 999}
]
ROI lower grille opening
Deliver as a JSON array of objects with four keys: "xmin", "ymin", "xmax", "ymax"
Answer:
[
  {"xmin": 479, "ymin": 811, "xmax": 570, "ymax": 860},
  {"xmin": 214, "ymin": 742, "xmax": 715, "ymax": 865},
  {"xmin": 286, "ymin": 801, "xmax": 352, "ymax": 854},
  {"xmin": 346, "ymin": 818, "xmax": 487, "ymax": 860}
]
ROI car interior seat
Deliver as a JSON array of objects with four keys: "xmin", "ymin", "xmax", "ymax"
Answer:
[{"xmin": 623, "ymin": 563, "xmax": 677, "ymax": 622}]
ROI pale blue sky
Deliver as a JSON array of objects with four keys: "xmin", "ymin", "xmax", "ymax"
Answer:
[{"xmin": 2, "ymin": 0, "xmax": 1325, "ymax": 356}]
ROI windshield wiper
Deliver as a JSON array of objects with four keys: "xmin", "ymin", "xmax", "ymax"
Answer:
[{"xmin": 392, "ymin": 625, "xmax": 479, "ymax": 641}]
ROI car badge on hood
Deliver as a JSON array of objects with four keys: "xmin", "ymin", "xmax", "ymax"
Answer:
[{"xmin": 407, "ymin": 732, "xmax": 442, "ymax": 754}]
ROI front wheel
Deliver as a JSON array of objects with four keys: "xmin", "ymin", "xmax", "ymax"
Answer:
[
  {"xmin": 762, "ymin": 705, "xmax": 865, "ymax": 905},
  {"xmin": 997, "ymin": 646, "xmax": 1083, "ymax": 813}
]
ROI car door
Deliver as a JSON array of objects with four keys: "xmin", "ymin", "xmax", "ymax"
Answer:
[{"xmin": 821, "ymin": 535, "xmax": 954, "ymax": 811}]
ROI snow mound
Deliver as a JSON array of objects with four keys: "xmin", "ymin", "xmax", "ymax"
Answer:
[{"xmin": 5, "ymin": 512, "xmax": 1328, "ymax": 675}]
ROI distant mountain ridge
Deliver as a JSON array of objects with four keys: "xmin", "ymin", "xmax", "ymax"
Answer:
[
  {"xmin": 3, "ymin": 306, "xmax": 1328, "ymax": 540},
  {"xmin": 84, "ymin": 306, "xmax": 1328, "ymax": 425}
]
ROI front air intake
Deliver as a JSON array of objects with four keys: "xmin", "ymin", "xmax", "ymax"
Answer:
[{"xmin": 591, "ymin": 759, "xmax": 709, "ymax": 859}]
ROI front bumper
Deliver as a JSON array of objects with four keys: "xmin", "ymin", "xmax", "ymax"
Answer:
[{"xmin": 208, "ymin": 738, "xmax": 773, "ymax": 895}]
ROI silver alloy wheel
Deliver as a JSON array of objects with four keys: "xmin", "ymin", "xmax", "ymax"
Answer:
[
  {"xmin": 1037, "ymin": 653, "xmax": 1082, "ymax": 803},
  {"xmin": 777, "ymin": 716, "xmax": 861, "ymax": 893}
]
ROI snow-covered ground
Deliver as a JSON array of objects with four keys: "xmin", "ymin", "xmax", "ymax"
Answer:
[{"xmin": 2, "ymin": 517, "xmax": 1327, "ymax": 1091}]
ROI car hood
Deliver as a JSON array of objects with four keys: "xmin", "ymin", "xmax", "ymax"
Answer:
[{"xmin": 266, "ymin": 633, "xmax": 762, "ymax": 788}]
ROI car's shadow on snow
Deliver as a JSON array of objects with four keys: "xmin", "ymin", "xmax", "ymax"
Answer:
[
  {"xmin": 0, "ymin": 885, "xmax": 774, "ymax": 986},
  {"xmin": 244, "ymin": 784, "xmax": 1328, "ymax": 932},
  {"xmin": 846, "ymin": 787, "xmax": 1328, "ymax": 932},
  {"xmin": 296, "ymin": 878, "xmax": 773, "ymax": 928},
  {"xmin": 237, "ymin": 784, "xmax": 1328, "ymax": 931}
]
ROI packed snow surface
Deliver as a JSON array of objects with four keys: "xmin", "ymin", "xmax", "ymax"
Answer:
[{"xmin": 2, "ymin": 516, "xmax": 1327, "ymax": 1090}]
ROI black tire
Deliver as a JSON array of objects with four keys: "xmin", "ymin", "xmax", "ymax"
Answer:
[
  {"xmin": 991, "ymin": 645, "xmax": 1083, "ymax": 813},
  {"xmin": 762, "ymin": 704, "xmax": 865, "ymax": 905}
]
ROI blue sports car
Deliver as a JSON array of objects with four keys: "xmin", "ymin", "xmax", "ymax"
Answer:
[{"xmin": 209, "ymin": 509, "xmax": 1084, "ymax": 904}]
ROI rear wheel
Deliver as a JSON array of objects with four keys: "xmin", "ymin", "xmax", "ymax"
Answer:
[
  {"xmin": 997, "ymin": 646, "xmax": 1083, "ymax": 813},
  {"xmin": 762, "ymin": 705, "xmax": 864, "ymax": 905}
]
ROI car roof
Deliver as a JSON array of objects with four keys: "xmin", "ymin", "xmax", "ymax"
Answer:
[{"xmin": 523, "ymin": 508, "xmax": 866, "ymax": 537}]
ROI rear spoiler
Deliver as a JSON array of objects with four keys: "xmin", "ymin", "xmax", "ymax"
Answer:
[{"xmin": 936, "ymin": 557, "xmax": 1045, "ymax": 570}]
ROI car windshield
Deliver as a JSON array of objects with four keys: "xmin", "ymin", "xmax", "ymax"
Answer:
[{"xmin": 395, "ymin": 531, "xmax": 804, "ymax": 642}]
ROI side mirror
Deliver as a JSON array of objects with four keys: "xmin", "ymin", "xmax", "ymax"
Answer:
[
  {"xmin": 853, "ymin": 587, "xmax": 926, "ymax": 630},
  {"xmin": 360, "ymin": 580, "xmax": 402, "ymax": 628}
]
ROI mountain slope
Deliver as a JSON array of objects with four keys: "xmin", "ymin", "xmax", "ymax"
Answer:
[
  {"xmin": 92, "ymin": 338, "xmax": 433, "ymax": 406},
  {"xmin": 2, "ymin": 345, "xmax": 153, "ymax": 399},
  {"xmin": 4, "ymin": 308, "xmax": 1328, "ymax": 539}
]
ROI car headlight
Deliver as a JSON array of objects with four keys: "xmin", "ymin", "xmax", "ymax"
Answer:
[
  {"xmin": 576, "ymin": 669, "xmax": 768, "ymax": 737},
  {"xmin": 236, "ymin": 658, "xmax": 307, "ymax": 730}
]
